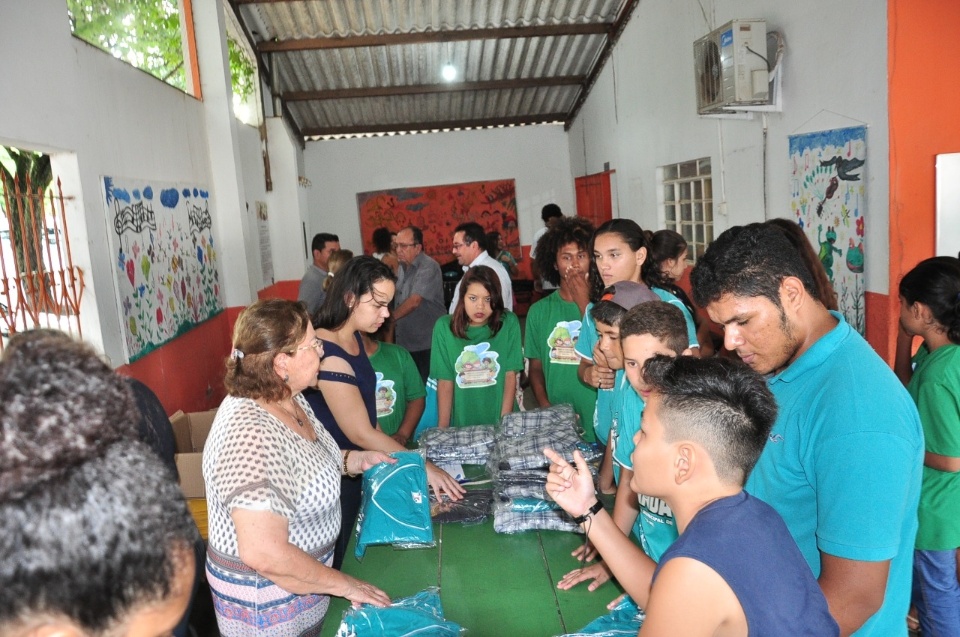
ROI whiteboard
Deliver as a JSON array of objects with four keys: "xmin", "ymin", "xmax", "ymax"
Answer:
[{"xmin": 936, "ymin": 153, "xmax": 960, "ymax": 257}]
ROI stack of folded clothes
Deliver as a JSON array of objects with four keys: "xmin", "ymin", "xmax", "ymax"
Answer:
[
  {"xmin": 419, "ymin": 425, "xmax": 496, "ymax": 466},
  {"xmin": 489, "ymin": 405, "xmax": 594, "ymax": 534}
]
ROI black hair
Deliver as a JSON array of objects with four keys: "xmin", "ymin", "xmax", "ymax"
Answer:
[
  {"xmin": 765, "ymin": 218, "xmax": 838, "ymax": 311},
  {"xmin": 541, "ymin": 203, "xmax": 563, "ymax": 222},
  {"xmin": 648, "ymin": 229, "xmax": 688, "ymax": 267},
  {"xmin": 0, "ymin": 335, "xmax": 198, "ymax": 634},
  {"xmin": 619, "ymin": 302, "xmax": 689, "ymax": 354},
  {"xmin": 486, "ymin": 231, "xmax": 501, "ymax": 258},
  {"xmin": 450, "ymin": 265, "xmax": 505, "ymax": 338},
  {"xmin": 454, "ymin": 222, "xmax": 487, "ymax": 251},
  {"xmin": 642, "ymin": 355, "xmax": 778, "ymax": 486},
  {"xmin": 591, "ymin": 299, "xmax": 628, "ymax": 328},
  {"xmin": 534, "ymin": 216, "xmax": 595, "ymax": 287},
  {"xmin": 690, "ymin": 223, "xmax": 818, "ymax": 310},
  {"xmin": 590, "ymin": 218, "xmax": 672, "ymax": 299},
  {"xmin": 372, "ymin": 227, "xmax": 393, "ymax": 253},
  {"xmin": 405, "ymin": 225, "xmax": 424, "ymax": 246},
  {"xmin": 899, "ymin": 256, "xmax": 960, "ymax": 344},
  {"xmin": 314, "ymin": 256, "xmax": 396, "ymax": 330},
  {"xmin": 311, "ymin": 232, "xmax": 339, "ymax": 253}
]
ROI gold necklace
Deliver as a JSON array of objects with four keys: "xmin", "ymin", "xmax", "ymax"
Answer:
[{"xmin": 277, "ymin": 400, "xmax": 305, "ymax": 428}]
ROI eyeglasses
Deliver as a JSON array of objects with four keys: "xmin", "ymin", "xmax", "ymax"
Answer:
[
  {"xmin": 295, "ymin": 337, "xmax": 322, "ymax": 352},
  {"xmin": 452, "ymin": 242, "xmax": 469, "ymax": 250},
  {"xmin": 395, "ymin": 242, "xmax": 417, "ymax": 249}
]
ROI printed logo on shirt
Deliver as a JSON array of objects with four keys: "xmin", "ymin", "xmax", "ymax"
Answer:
[
  {"xmin": 638, "ymin": 495, "xmax": 675, "ymax": 520},
  {"xmin": 374, "ymin": 371, "xmax": 397, "ymax": 417},
  {"xmin": 454, "ymin": 342, "xmax": 500, "ymax": 389},
  {"xmin": 546, "ymin": 320, "xmax": 581, "ymax": 365}
]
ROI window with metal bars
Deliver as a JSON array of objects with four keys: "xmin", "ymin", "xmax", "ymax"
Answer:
[
  {"xmin": 660, "ymin": 158, "xmax": 714, "ymax": 263},
  {"xmin": 0, "ymin": 148, "xmax": 84, "ymax": 351}
]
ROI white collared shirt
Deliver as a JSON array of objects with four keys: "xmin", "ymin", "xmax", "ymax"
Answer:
[{"xmin": 448, "ymin": 251, "xmax": 514, "ymax": 313}]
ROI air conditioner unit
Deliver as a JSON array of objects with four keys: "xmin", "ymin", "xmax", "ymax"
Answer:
[{"xmin": 694, "ymin": 19, "xmax": 769, "ymax": 114}]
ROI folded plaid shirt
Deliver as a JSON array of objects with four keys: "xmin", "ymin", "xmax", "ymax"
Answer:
[
  {"xmin": 492, "ymin": 497, "xmax": 580, "ymax": 534},
  {"xmin": 492, "ymin": 426, "xmax": 583, "ymax": 471},
  {"xmin": 419, "ymin": 425, "xmax": 496, "ymax": 465},
  {"xmin": 499, "ymin": 404, "xmax": 578, "ymax": 437}
]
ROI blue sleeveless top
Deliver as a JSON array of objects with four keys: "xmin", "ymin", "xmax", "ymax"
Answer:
[
  {"xmin": 653, "ymin": 491, "xmax": 839, "ymax": 636},
  {"xmin": 303, "ymin": 331, "xmax": 377, "ymax": 451}
]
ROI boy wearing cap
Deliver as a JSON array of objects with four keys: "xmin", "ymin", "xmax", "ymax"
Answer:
[{"xmin": 545, "ymin": 356, "xmax": 839, "ymax": 636}]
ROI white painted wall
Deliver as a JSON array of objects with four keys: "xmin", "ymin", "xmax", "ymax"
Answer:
[
  {"xmin": 0, "ymin": 0, "xmax": 275, "ymax": 363},
  {"xmin": 302, "ymin": 125, "xmax": 576, "ymax": 260},
  {"xmin": 568, "ymin": 0, "xmax": 890, "ymax": 293}
]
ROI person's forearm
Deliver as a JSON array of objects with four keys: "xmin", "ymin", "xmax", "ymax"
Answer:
[
  {"xmin": 612, "ymin": 468, "xmax": 640, "ymax": 536},
  {"xmin": 925, "ymin": 451, "xmax": 960, "ymax": 472},
  {"xmin": 501, "ymin": 371, "xmax": 517, "ymax": 416},
  {"xmin": 581, "ymin": 508, "xmax": 656, "ymax": 606},
  {"xmin": 245, "ymin": 539, "xmax": 350, "ymax": 596},
  {"xmin": 394, "ymin": 398, "xmax": 425, "ymax": 442},
  {"xmin": 437, "ymin": 379, "xmax": 454, "ymax": 428},
  {"xmin": 392, "ymin": 294, "xmax": 423, "ymax": 320},
  {"xmin": 894, "ymin": 327, "xmax": 914, "ymax": 386}
]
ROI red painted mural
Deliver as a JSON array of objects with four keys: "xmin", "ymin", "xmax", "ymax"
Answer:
[{"xmin": 356, "ymin": 179, "xmax": 520, "ymax": 264}]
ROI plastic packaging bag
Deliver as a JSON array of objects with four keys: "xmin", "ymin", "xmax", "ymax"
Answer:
[
  {"xmin": 335, "ymin": 587, "xmax": 463, "ymax": 637},
  {"xmin": 355, "ymin": 451, "xmax": 433, "ymax": 559},
  {"xmin": 420, "ymin": 425, "xmax": 496, "ymax": 465},
  {"xmin": 492, "ymin": 496, "xmax": 579, "ymax": 534},
  {"xmin": 556, "ymin": 596, "xmax": 645, "ymax": 636},
  {"xmin": 430, "ymin": 488, "xmax": 493, "ymax": 524}
]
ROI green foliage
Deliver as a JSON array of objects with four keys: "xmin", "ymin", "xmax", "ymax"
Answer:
[
  {"xmin": 0, "ymin": 147, "xmax": 53, "ymax": 275},
  {"xmin": 228, "ymin": 37, "xmax": 256, "ymax": 103},
  {"xmin": 67, "ymin": 0, "xmax": 187, "ymax": 91},
  {"xmin": 67, "ymin": 0, "xmax": 258, "ymax": 106}
]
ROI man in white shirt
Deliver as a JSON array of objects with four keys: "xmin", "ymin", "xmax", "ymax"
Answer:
[{"xmin": 448, "ymin": 221, "xmax": 513, "ymax": 313}]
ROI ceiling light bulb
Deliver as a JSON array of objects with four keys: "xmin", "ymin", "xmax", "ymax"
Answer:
[{"xmin": 441, "ymin": 64, "xmax": 457, "ymax": 82}]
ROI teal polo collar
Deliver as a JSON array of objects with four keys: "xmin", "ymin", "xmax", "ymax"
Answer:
[{"xmin": 772, "ymin": 311, "xmax": 846, "ymax": 385}]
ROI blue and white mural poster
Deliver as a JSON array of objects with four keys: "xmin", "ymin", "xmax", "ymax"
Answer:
[
  {"xmin": 789, "ymin": 126, "xmax": 866, "ymax": 334},
  {"xmin": 102, "ymin": 176, "xmax": 223, "ymax": 362}
]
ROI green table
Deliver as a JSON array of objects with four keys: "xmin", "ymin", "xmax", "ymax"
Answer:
[{"xmin": 319, "ymin": 504, "xmax": 622, "ymax": 636}]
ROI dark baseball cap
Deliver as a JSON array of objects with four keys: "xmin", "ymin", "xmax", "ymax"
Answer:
[{"xmin": 598, "ymin": 281, "xmax": 659, "ymax": 310}]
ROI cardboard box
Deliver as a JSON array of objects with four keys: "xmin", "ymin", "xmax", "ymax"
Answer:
[{"xmin": 170, "ymin": 409, "xmax": 217, "ymax": 498}]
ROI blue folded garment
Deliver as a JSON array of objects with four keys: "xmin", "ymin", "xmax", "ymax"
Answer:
[
  {"xmin": 557, "ymin": 596, "xmax": 645, "ymax": 636},
  {"xmin": 355, "ymin": 451, "xmax": 434, "ymax": 559},
  {"xmin": 335, "ymin": 587, "xmax": 462, "ymax": 637}
]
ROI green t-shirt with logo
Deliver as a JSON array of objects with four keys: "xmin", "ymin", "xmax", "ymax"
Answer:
[
  {"xmin": 524, "ymin": 292, "xmax": 599, "ymax": 441},
  {"xmin": 909, "ymin": 343, "xmax": 960, "ymax": 550},
  {"xmin": 430, "ymin": 312, "xmax": 523, "ymax": 427},
  {"xmin": 368, "ymin": 341, "xmax": 426, "ymax": 436}
]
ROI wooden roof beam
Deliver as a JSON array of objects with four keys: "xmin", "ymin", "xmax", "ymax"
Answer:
[
  {"xmin": 284, "ymin": 76, "xmax": 584, "ymax": 101},
  {"xmin": 258, "ymin": 24, "xmax": 610, "ymax": 53},
  {"xmin": 302, "ymin": 114, "xmax": 568, "ymax": 138}
]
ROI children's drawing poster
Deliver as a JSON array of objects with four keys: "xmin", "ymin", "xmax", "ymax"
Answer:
[
  {"xmin": 789, "ymin": 126, "xmax": 866, "ymax": 334},
  {"xmin": 103, "ymin": 176, "xmax": 223, "ymax": 362},
  {"xmin": 356, "ymin": 179, "xmax": 519, "ymax": 265}
]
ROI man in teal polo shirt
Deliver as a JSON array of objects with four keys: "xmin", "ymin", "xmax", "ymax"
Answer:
[{"xmin": 691, "ymin": 223, "xmax": 923, "ymax": 637}]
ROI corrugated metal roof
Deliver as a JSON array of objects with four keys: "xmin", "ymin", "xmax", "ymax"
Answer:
[{"xmin": 233, "ymin": 0, "xmax": 638, "ymax": 139}]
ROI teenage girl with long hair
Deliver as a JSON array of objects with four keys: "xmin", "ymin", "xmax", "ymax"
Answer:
[
  {"xmin": 305, "ymin": 256, "xmax": 463, "ymax": 568},
  {"xmin": 431, "ymin": 265, "xmax": 523, "ymax": 428},
  {"xmin": 647, "ymin": 229, "xmax": 715, "ymax": 357},
  {"xmin": 897, "ymin": 256, "xmax": 960, "ymax": 637},
  {"xmin": 574, "ymin": 219, "xmax": 699, "ymax": 493}
]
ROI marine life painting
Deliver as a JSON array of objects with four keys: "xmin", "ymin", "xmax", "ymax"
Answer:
[
  {"xmin": 789, "ymin": 126, "xmax": 866, "ymax": 334},
  {"xmin": 103, "ymin": 176, "xmax": 223, "ymax": 362}
]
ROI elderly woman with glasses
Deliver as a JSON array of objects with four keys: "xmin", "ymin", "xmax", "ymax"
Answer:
[{"xmin": 203, "ymin": 299, "xmax": 394, "ymax": 637}]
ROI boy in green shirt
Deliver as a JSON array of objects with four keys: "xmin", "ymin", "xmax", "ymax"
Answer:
[{"xmin": 525, "ymin": 216, "xmax": 598, "ymax": 439}]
